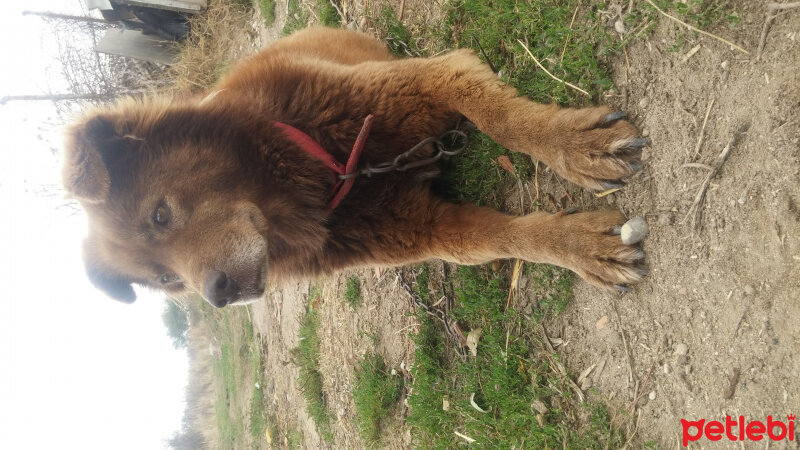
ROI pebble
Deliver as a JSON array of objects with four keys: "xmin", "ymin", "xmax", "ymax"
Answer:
[
  {"xmin": 639, "ymin": 97, "xmax": 650, "ymax": 109},
  {"xmin": 621, "ymin": 217, "xmax": 649, "ymax": 245},
  {"xmin": 641, "ymin": 127, "xmax": 650, "ymax": 137},
  {"xmin": 648, "ymin": 391, "xmax": 656, "ymax": 401},
  {"xmin": 744, "ymin": 284, "xmax": 755, "ymax": 296},
  {"xmin": 675, "ymin": 343, "xmax": 689, "ymax": 356},
  {"xmin": 677, "ymin": 355, "xmax": 689, "ymax": 365},
  {"xmin": 663, "ymin": 363, "xmax": 670, "ymax": 374},
  {"xmin": 685, "ymin": 365, "xmax": 692, "ymax": 375},
  {"xmin": 720, "ymin": 60, "xmax": 730, "ymax": 71}
]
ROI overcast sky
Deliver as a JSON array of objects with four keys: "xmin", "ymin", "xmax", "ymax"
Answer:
[{"xmin": 0, "ymin": 1, "xmax": 188, "ymax": 448}]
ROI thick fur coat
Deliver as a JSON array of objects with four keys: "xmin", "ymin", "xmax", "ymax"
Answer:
[{"xmin": 62, "ymin": 27, "xmax": 647, "ymax": 307}]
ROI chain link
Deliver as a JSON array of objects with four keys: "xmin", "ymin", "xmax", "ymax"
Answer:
[{"xmin": 338, "ymin": 127, "xmax": 472, "ymax": 181}]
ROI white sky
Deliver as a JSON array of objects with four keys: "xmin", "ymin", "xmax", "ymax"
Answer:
[{"xmin": 0, "ymin": 1, "xmax": 188, "ymax": 449}]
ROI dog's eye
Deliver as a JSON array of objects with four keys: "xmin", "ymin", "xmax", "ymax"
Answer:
[
  {"xmin": 160, "ymin": 273, "xmax": 179, "ymax": 284},
  {"xmin": 153, "ymin": 203, "xmax": 170, "ymax": 226}
]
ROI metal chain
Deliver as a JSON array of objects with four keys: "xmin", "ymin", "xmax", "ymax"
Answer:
[{"xmin": 338, "ymin": 127, "xmax": 472, "ymax": 181}]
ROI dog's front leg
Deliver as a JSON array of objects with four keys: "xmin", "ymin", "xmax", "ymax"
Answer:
[
  {"xmin": 426, "ymin": 202, "xmax": 645, "ymax": 290},
  {"xmin": 403, "ymin": 50, "xmax": 647, "ymax": 190}
]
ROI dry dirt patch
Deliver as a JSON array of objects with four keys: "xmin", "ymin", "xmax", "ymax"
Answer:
[{"xmin": 558, "ymin": 2, "xmax": 800, "ymax": 446}]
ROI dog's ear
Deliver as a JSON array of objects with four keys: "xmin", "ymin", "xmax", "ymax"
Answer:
[
  {"xmin": 83, "ymin": 240, "xmax": 137, "ymax": 304},
  {"xmin": 62, "ymin": 115, "xmax": 120, "ymax": 203}
]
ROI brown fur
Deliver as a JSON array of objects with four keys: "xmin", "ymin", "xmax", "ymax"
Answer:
[{"xmin": 62, "ymin": 27, "xmax": 646, "ymax": 306}]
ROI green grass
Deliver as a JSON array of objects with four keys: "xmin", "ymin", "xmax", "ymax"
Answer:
[
  {"xmin": 258, "ymin": 0, "xmax": 275, "ymax": 26},
  {"xmin": 248, "ymin": 337, "xmax": 267, "ymax": 445},
  {"xmin": 295, "ymin": 290, "xmax": 334, "ymax": 442},
  {"xmin": 352, "ymin": 354, "xmax": 403, "ymax": 446},
  {"xmin": 413, "ymin": 264, "xmax": 430, "ymax": 303},
  {"xmin": 282, "ymin": 0, "xmax": 341, "ymax": 35},
  {"xmin": 317, "ymin": 0, "xmax": 341, "ymax": 27},
  {"xmin": 407, "ymin": 266, "xmax": 624, "ymax": 447},
  {"xmin": 344, "ymin": 275, "xmax": 362, "ymax": 308},
  {"xmin": 525, "ymin": 263, "xmax": 575, "ymax": 319},
  {"xmin": 646, "ymin": 0, "xmax": 740, "ymax": 29},
  {"xmin": 282, "ymin": 0, "xmax": 308, "ymax": 35},
  {"xmin": 208, "ymin": 309, "xmax": 246, "ymax": 450}
]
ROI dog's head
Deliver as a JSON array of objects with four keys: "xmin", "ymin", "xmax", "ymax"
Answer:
[{"xmin": 62, "ymin": 98, "xmax": 270, "ymax": 307}]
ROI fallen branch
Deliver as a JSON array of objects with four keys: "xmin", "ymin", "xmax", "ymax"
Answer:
[
  {"xmin": 643, "ymin": 0, "xmax": 749, "ymax": 54},
  {"xmin": 517, "ymin": 39, "xmax": 590, "ymax": 97},
  {"xmin": 684, "ymin": 124, "xmax": 750, "ymax": 230}
]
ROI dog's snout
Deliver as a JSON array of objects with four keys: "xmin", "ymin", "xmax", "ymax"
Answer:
[{"xmin": 203, "ymin": 269, "xmax": 239, "ymax": 308}]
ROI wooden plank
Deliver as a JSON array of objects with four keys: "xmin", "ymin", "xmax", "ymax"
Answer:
[
  {"xmin": 117, "ymin": 0, "xmax": 206, "ymax": 14},
  {"xmin": 95, "ymin": 29, "xmax": 178, "ymax": 65}
]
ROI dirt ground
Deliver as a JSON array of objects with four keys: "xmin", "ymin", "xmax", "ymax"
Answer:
[
  {"xmin": 242, "ymin": 1, "xmax": 800, "ymax": 448},
  {"xmin": 560, "ymin": 2, "xmax": 800, "ymax": 447}
]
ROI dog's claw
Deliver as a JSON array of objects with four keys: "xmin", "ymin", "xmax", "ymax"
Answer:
[
  {"xmin": 626, "ymin": 137, "xmax": 650, "ymax": 149},
  {"xmin": 611, "ymin": 225, "xmax": 622, "ymax": 235},
  {"xmin": 565, "ymin": 207, "xmax": 578, "ymax": 215},
  {"xmin": 602, "ymin": 111, "xmax": 627, "ymax": 124},
  {"xmin": 601, "ymin": 180, "xmax": 626, "ymax": 190},
  {"xmin": 630, "ymin": 162, "xmax": 642, "ymax": 172},
  {"xmin": 615, "ymin": 284, "xmax": 632, "ymax": 292},
  {"xmin": 636, "ymin": 267, "xmax": 649, "ymax": 276}
]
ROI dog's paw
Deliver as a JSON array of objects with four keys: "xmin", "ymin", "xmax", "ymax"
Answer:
[
  {"xmin": 547, "ymin": 209, "xmax": 647, "ymax": 290},
  {"xmin": 544, "ymin": 107, "xmax": 647, "ymax": 190}
]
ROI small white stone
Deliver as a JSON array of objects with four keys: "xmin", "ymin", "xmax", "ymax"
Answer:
[
  {"xmin": 648, "ymin": 391, "xmax": 656, "ymax": 401},
  {"xmin": 621, "ymin": 217, "xmax": 649, "ymax": 245},
  {"xmin": 675, "ymin": 343, "xmax": 689, "ymax": 356}
]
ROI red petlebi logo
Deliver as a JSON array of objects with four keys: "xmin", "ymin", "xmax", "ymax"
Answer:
[{"xmin": 681, "ymin": 415, "xmax": 795, "ymax": 447}]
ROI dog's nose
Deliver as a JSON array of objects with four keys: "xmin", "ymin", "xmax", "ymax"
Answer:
[{"xmin": 203, "ymin": 270, "xmax": 239, "ymax": 308}]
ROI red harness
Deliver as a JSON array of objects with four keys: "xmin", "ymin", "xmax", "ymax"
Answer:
[{"xmin": 272, "ymin": 115, "xmax": 374, "ymax": 212}]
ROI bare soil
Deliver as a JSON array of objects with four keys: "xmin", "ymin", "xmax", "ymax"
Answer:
[
  {"xmin": 241, "ymin": 1, "xmax": 800, "ymax": 448},
  {"xmin": 559, "ymin": 2, "xmax": 800, "ymax": 447}
]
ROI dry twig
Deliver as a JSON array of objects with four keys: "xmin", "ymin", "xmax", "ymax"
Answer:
[
  {"xmin": 644, "ymin": 0, "xmax": 749, "ymax": 54},
  {"xmin": 613, "ymin": 302, "xmax": 637, "ymax": 386},
  {"xmin": 757, "ymin": 2, "xmax": 800, "ymax": 60},
  {"xmin": 517, "ymin": 39, "xmax": 590, "ymax": 97},
  {"xmin": 540, "ymin": 323, "xmax": 585, "ymax": 402},
  {"xmin": 692, "ymin": 98, "xmax": 715, "ymax": 160},
  {"xmin": 684, "ymin": 125, "xmax": 749, "ymax": 230},
  {"xmin": 559, "ymin": 4, "xmax": 580, "ymax": 63}
]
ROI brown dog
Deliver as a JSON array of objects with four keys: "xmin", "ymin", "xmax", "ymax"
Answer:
[{"xmin": 62, "ymin": 27, "xmax": 646, "ymax": 307}]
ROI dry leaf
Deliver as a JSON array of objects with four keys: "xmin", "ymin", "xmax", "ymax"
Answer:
[
  {"xmin": 373, "ymin": 267, "xmax": 383, "ymax": 279},
  {"xmin": 466, "ymin": 328, "xmax": 483, "ymax": 356},
  {"xmin": 532, "ymin": 399, "xmax": 549, "ymax": 414},
  {"xmin": 498, "ymin": 155, "xmax": 516, "ymax": 175},
  {"xmin": 442, "ymin": 397, "xmax": 450, "ymax": 411},
  {"xmin": 596, "ymin": 315, "xmax": 609, "ymax": 330}
]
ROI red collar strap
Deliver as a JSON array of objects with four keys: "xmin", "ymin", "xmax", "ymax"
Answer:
[{"xmin": 272, "ymin": 115, "xmax": 374, "ymax": 212}]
